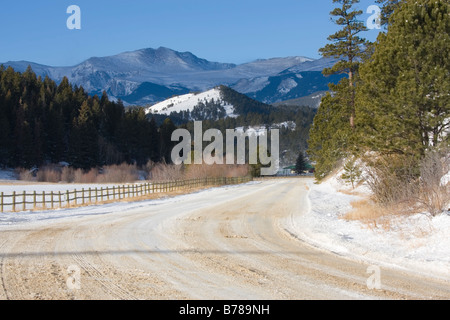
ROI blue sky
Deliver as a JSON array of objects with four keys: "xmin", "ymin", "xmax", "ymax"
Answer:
[{"xmin": 0, "ymin": 0, "xmax": 382, "ymax": 66}]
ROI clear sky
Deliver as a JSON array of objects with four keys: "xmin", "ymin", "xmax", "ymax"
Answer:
[{"xmin": 0, "ymin": 0, "xmax": 382, "ymax": 66}]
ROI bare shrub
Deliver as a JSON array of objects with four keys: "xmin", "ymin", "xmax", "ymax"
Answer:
[
  {"xmin": 183, "ymin": 163, "xmax": 249, "ymax": 179},
  {"xmin": 150, "ymin": 163, "xmax": 184, "ymax": 181},
  {"xmin": 97, "ymin": 163, "xmax": 140, "ymax": 183},
  {"xmin": 362, "ymin": 148, "xmax": 449, "ymax": 217},
  {"xmin": 363, "ymin": 154, "xmax": 420, "ymax": 208},
  {"xmin": 36, "ymin": 165, "xmax": 62, "ymax": 183},
  {"xmin": 16, "ymin": 168, "xmax": 35, "ymax": 181},
  {"xmin": 417, "ymin": 149, "xmax": 450, "ymax": 216},
  {"xmin": 73, "ymin": 168, "xmax": 98, "ymax": 184},
  {"xmin": 224, "ymin": 164, "xmax": 250, "ymax": 178},
  {"xmin": 61, "ymin": 167, "xmax": 75, "ymax": 183}
]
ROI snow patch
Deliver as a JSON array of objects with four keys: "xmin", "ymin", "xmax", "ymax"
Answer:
[
  {"xmin": 277, "ymin": 78, "xmax": 298, "ymax": 94},
  {"xmin": 0, "ymin": 169, "xmax": 16, "ymax": 181},
  {"xmin": 146, "ymin": 87, "xmax": 236, "ymax": 118}
]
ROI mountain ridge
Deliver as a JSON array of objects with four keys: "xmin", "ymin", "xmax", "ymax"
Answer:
[{"xmin": 1, "ymin": 47, "xmax": 339, "ymax": 107}]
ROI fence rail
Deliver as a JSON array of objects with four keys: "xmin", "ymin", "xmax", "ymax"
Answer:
[{"xmin": 0, "ymin": 176, "xmax": 252, "ymax": 213}]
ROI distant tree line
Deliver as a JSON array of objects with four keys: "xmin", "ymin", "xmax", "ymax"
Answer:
[{"xmin": 0, "ymin": 66, "xmax": 177, "ymax": 170}]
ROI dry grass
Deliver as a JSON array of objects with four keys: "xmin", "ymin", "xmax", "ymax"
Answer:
[
  {"xmin": 344, "ymin": 199, "xmax": 396, "ymax": 230},
  {"xmin": 183, "ymin": 164, "xmax": 249, "ymax": 179},
  {"xmin": 97, "ymin": 164, "xmax": 140, "ymax": 183},
  {"xmin": 17, "ymin": 163, "xmax": 142, "ymax": 184},
  {"xmin": 149, "ymin": 162, "xmax": 250, "ymax": 181},
  {"xmin": 16, "ymin": 168, "xmax": 34, "ymax": 181},
  {"xmin": 150, "ymin": 163, "xmax": 184, "ymax": 181}
]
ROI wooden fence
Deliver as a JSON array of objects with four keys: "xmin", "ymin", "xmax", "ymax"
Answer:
[{"xmin": 0, "ymin": 176, "xmax": 253, "ymax": 213}]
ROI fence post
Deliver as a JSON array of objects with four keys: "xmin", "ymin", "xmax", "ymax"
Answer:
[
  {"xmin": 43, "ymin": 191, "xmax": 46, "ymax": 209},
  {"xmin": 66, "ymin": 190, "xmax": 69, "ymax": 208},
  {"xmin": 51, "ymin": 191, "xmax": 54, "ymax": 209},
  {"xmin": 33, "ymin": 191, "xmax": 36, "ymax": 210},
  {"xmin": 0, "ymin": 192, "xmax": 3, "ymax": 213},
  {"xmin": 59, "ymin": 191, "xmax": 62, "ymax": 208},
  {"xmin": 23, "ymin": 191, "xmax": 26, "ymax": 212},
  {"xmin": 12, "ymin": 191, "xmax": 16, "ymax": 212}
]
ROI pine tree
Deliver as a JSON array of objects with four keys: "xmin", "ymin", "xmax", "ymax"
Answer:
[
  {"xmin": 159, "ymin": 118, "xmax": 177, "ymax": 164},
  {"xmin": 294, "ymin": 152, "xmax": 307, "ymax": 174},
  {"xmin": 356, "ymin": 0, "xmax": 450, "ymax": 158},
  {"xmin": 308, "ymin": 0, "xmax": 370, "ymax": 180},
  {"xmin": 375, "ymin": 0, "xmax": 403, "ymax": 28},
  {"xmin": 319, "ymin": 0, "xmax": 369, "ymax": 130},
  {"xmin": 308, "ymin": 91, "xmax": 353, "ymax": 179},
  {"xmin": 341, "ymin": 157, "xmax": 362, "ymax": 189},
  {"xmin": 69, "ymin": 100, "xmax": 99, "ymax": 169}
]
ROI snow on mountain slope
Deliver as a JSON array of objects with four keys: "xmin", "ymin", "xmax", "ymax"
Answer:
[
  {"xmin": 145, "ymin": 87, "xmax": 237, "ymax": 118},
  {"xmin": 1, "ymin": 48, "xmax": 336, "ymax": 106}
]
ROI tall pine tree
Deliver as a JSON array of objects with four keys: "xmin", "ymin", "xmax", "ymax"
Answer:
[
  {"xmin": 308, "ymin": 0, "xmax": 369, "ymax": 179},
  {"xmin": 319, "ymin": 0, "xmax": 368, "ymax": 129}
]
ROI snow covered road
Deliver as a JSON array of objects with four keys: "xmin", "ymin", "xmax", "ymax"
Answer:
[{"xmin": 0, "ymin": 178, "xmax": 449, "ymax": 300}]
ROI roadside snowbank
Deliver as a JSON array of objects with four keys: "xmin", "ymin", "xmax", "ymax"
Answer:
[{"xmin": 293, "ymin": 176, "xmax": 450, "ymax": 281}]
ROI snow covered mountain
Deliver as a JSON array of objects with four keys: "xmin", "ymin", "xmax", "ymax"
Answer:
[
  {"xmin": 146, "ymin": 87, "xmax": 236, "ymax": 119},
  {"xmin": 2, "ymin": 47, "xmax": 340, "ymax": 106},
  {"xmin": 145, "ymin": 85, "xmax": 273, "ymax": 121}
]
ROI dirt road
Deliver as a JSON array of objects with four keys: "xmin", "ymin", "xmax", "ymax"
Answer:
[{"xmin": 0, "ymin": 178, "xmax": 449, "ymax": 300}]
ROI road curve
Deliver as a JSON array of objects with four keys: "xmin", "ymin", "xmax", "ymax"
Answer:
[{"xmin": 0, "ymin": 178, "xmax": 449, "ymax": 300}]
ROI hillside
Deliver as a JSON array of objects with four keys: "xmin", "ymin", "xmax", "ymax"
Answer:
[{"xmin": 145, "ymin": 85, "xmax": 272, "ymax": 121}]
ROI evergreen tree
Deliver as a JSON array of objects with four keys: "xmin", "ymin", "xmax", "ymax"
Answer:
[
  {"xmin": 341, "ymin": 157, "xmax": 362, "ymax": 189},
  {"xmin": 294, "ymin": 152, "xmax": 307, "ymax": 174},
  {"xmin": 308, "ymin": 91, "xmax": 353, "ymax": 179},
  {"xmin": 375, "ymin": 0, "xmax": 403, "ymax": 28},
  {"xmin": 356, "ymin": 0, "xmax": 449, "ymax": 158},
  {"xmin": 148, "ymin": 117, "xmax": 161, "ymax": 163},
  {"xmin": 319, "ymin": 0, "xmax": 368, "ymax": 130},
  {"xmin": 159, "ymin": 118, "xmax": 177, "ymax": 164},
  {"xmin": 69, "ymin": 100, "xmax": 99, "ymax": 169},
  {"xmin": 308, "ymin": 0, "xmax": 369, "ymax": 179}
]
